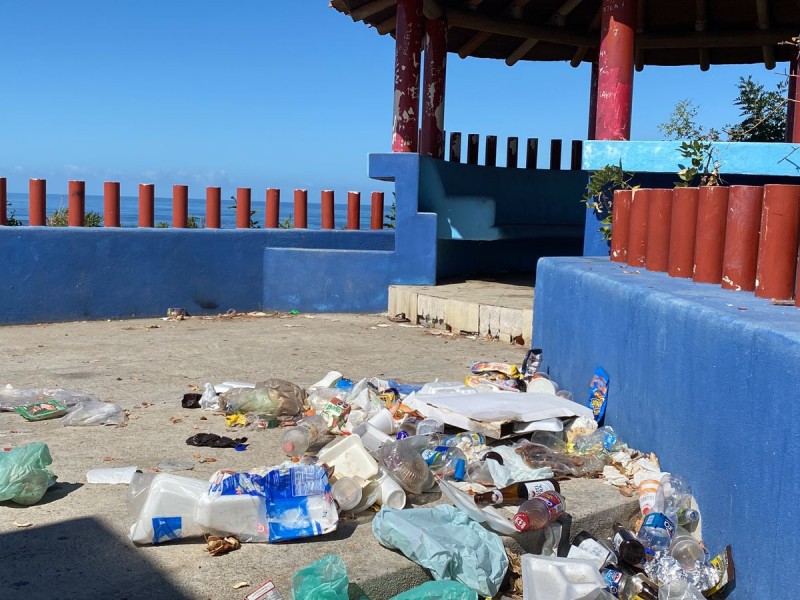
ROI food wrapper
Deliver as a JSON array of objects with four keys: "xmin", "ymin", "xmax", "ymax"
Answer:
[{"xmin": 16, "ymin": 400, "xmax": 68, "ymax": 421}]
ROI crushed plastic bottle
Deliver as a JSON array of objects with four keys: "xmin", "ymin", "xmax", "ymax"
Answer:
[
  {"xmin": 280, "ymin": 415, "xmax": 328, "ymax": 457},
  {"xmin": 638, "ymin": 512, "xmax": 676, "ymax": 551},
  {"xmin": 421, "ymin": 445, "xmax": 467, "ymax": 481},
  {"xmin": 378, "ymin": 439, "xmax": 435, "ymax": 494}
]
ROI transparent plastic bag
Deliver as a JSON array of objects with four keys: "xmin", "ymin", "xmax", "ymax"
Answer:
[
  {"xmin": 62, "ymin": 399, "xmax": 126, "ymax": 426},
  {"xmin": 291, "ymin": 554, "xmax": 349, "ymax": 600},
  {"xmin": 390, "ymin": 581, "xmax": 477, "ymax": 600},
  {"xmin": 0, "ymin": 442, "xmax": 55, "ymax": 505},
  {"xmin": 0, "ymin": 386, "xmax": 98, "ymax": 412},
  {"xmin": 223, "ymin": 378, "xmax": 307, "ymax": 419}
]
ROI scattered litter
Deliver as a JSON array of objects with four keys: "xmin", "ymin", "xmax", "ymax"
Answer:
[
  {"xmin": 13, "ymin": 521, "xmax": 32, "ymax": 528},
  {"xmin": 62, "ymin": 399, "xmax": 126, "ymax": 426},
  {"xmin": 156, "ymin": 461, "xmax": 195, "ymax": 472},
  {"xmin": 390, "ymin": 581, "xmax": 477, "ymax": 600},
  {"xmin": 87, "ymin": 466, "xmax": 138, "ymax": 484},
  {"xmin": 16, "ymin": 400, "xmax": 68, "ymax": 421},
  {"xmin": 186, "ymin": 433, "xmax": 247, "ymax": 449},
  {"xmin": 245, "ymin": 580, "xmax": 287, "ymax": 600},
  {"xmin": 232, "ymin": 581, "xmax": 250, "ymax": 590},
  {"xmin": 0, "ymin": 442, "xmax": 56, "ymax": 505},
  {"xmin": 291, "ymin": 554, "xmax": 348, "ymax": 600},
  {"xmin": 206, "ymin": 534, "xmax": 241, "ymax": 556}
]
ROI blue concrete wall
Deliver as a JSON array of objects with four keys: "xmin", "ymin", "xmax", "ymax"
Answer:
[{"xmin": 533, "ymin": 257, "xmax": 800, "ymax": 599}]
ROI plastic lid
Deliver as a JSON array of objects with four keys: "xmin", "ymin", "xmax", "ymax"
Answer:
[
  {"xmin": 513, "ymin": 512, "xmax": 530, "ymax": 531},
  {"xmin": 332, "ymin": 477, "xmax": 363, "ymax": 511}
]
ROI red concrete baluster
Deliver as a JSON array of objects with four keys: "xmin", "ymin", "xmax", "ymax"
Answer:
[
  {"xmin": 104, "ymin": 182, "xmax": 120, "ymax": 227},
  {"xmin": 507, "ymin": 137, "xmax": 518, "ymax": 169},
  {"xmin": 693, "ymin": 186, "xmax": 729, "ymax": 283},
  {"xmin": 321, "ymin": 190, "xmax": 335, "ymax": 230},
  {"xmin": 449, "ymin": 132, "xmax": 461, "ymax": 162},
  {"xmin": 236, "ymin": 188, "xmax": 251, "ymax": 229},
  {"xmin": 626, "ymin": 188, "xmax": 649, "ymax": 267},
  {"xmin": 29, "ymin": 179, "xmax": 46, "ymax": 226},
  {"xmin": 610, "ymin": 189, "xmax": 632, "ymax": 263},
  {"xmin": 205, "ymin": 187, "xmax": 221, "ymax": 229},
  {"xmin": 347, "ymin": 191, "xmax": 361, "ymax": 230},
  {"xmin": 668, "ymin": 187, "xmax": 699, "ymax": 278},
  {"xmin": 371, "ymin": 192, "xmax": 385, "ymax": 230},
  {"xmin": 138, "ymin": 184, "xmax": 154, "ymax": 228},
  {"xmin": 294, "ymin": 189, "xmax": 308, "ymax": 229},
  {"xmin": 420, "ymin": 15, "xmax": 447, "ymax": 159},
  {"xmin": 173, "ymin": 184, "xmax": 188, "ymax": 228},
  {"xmin": 755, "ymin": 184, "xmax": 800, "ymax": 300},
  {"xmin": 645, "ymin": 189, "xmax": 672, "ymax": 272},
  {"xmin": 0, "ymin": 177, "xmax": 6, "ymax": 225},
  {"xmin": 549, "ymin": 139, "xmax": 562, "ymax": 170},
  {"xmin": 596, "ymin": 0, "xmax": 636, "ymax": 140},
  {"xmin": 68, "ymin": 180, "xmax": 85, "ymax": 226},
  {"xmin": 721, "ymin": 186, "xmax": 763, "ymax": 291},
  {"xmin": 266, "ymin": 188, "xmax": 280, "ymax": 228},
  {"xmin": 392, "ymin": 0, "xmax": 423, "ymax": 152},
  {"xmin": 467, "ymin": 134, "xmax": 479, "ymax": 165},
  {"xmin": 485, "ymin": 135, "xmax": 497, "ymax": 167}
]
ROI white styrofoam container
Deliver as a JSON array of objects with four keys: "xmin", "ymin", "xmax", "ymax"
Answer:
[
  {"xmin": 128, "ymin": 474, "xmax": 208, "ymax": 545},
  {"xmin": 317, "ymin": 434, "xmax": 379, "ymax": 482},
  {"xmin": 521, "ymin": 554, "xmax": 606, "ymax": 600}
]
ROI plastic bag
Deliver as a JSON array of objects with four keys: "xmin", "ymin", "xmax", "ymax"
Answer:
[
  {"xmin": 62, "ymin": 399, "xmax": 126, "ymax": 426},
  {"xmin": 0, "ymin": 386, "xmax": 99, "ymax": 412},
  {"xmin": 291, "ymin": 554, "xmax": 349, "ymax": 600},
  {"xmin": 390, "ymin": 581, "xmax": 477, "ymax": 600},
  {"xmin": 0, "ymin": 442, "xmax": 55, "ymax": 505},
  {"xmin": 194, "ymin": 471, "xmax": 269, "ymax": 543},
  {"xmin": 372, "ymin": 505, "xmax": 508, "ymax": 597},
  {"xmin": 199, "ymin": 383, "xmax": 221, "ymax": 411},
  {"xmin": 223, "ymin": 378, "xmax": 307, "ymax": 419}
]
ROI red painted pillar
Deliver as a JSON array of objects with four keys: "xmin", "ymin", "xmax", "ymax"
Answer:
[
  {"xmin": 68, "ymin": 180, "xmax": 85, "ymax": 226},
  {"xmin": 693, "ymin": 186, "xmax": 729, "ymax": 284},
  {"xmin": 138, "ymin": 184, "xmax": 154, "ymax": 228},
  {"xmin": 321, "ymin": 190, "xmax": 335, "ymax": 229},
  {"xmin": 371, "ymin": 191, "xmax": 385, "ymax": 230},
  {"xmin": 610, "ymin": 189, "xmax": 632, "ymax": 262},
  {"xmin": 294, "ymin": 189, "xmax": 308, "ymax": 228},
  {"xmin": 206, "ymin": 187, "xmax": 221, "ymax": 229},
  {"xmin": 668, "ymin": 187, "xmax": 699, "ymax": 278},
  {"xmin": 392, "ymin": 0, "xmax": 423, "ymax": 152},
  {"xmin": 104, "ymin": 182, "xmax": 120, "ymax": 227},
  {"xmin": 347, "ymin": 191, "xmax": 361, "ymax": 230},
  {"xmin": 266, "ymin": 188, "xmax": 280, "ymax": 228},
  {"xmin": 0, "ymin": 177, "xmax": 6, "ymax": 226},
  {"xmin": 420, "ymin": 15, "xmax": 447, "ymax": 158},
  {"xmin": 721, "ymin": 186, "xmax": 763, "ymax": 292},
  {"xmin": 29, "ymin": 179, "xmax": 46, "ymax": 226},
  {"xmin": 588, "ymin": 61, "xmax": 599, "ymax": 140},
  {"xmin": 788, "ymin": 49, "xmax": 800, "ymax": 143},
  {"xmin": 173, "ymin": 184, "xmax": 188, "ymax": 228},
  {"xmin": 645, "ymin": 189, "xmax": 672, "ymax": 272},
  {"xmin": 626, "ymin": 188, "xmax": 649, "ymax": 267},
  {"xmin": 755, "ymin": 184, "xmax": 800, "ymax": 300},
  {"xmin": 595, "ymin": 0, "xmax": 637, "ymax": 140},
  {"xmin": 236, "ymin": 188, "xmax": 251, "ymax": 229}
]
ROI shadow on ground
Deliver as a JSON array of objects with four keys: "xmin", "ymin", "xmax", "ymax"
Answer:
[{"xmin": 0, "ymin": 517, "xmax": 191, "ymax": 599}]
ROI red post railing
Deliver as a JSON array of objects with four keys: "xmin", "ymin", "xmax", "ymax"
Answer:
[
  {"xmin": 371, "ymin": 191, "xmax": 385, "ymax": 230},
  {"xmin": 693, "ymin": 186, "xmax": 729, "ymax": 284},
  {"xmin": 266, "ymin": 188, "xmax": 280, "ymax": 228},
  {"xmin": 173, "ymin": 184, "xmax": 188, "ymax": 228},
  {"xmin": 236, "ymin": 188, "xmax": 251, "ymax": 229},
  {"xmin": 755, "ymin": 184, "xmax": 800, "ymax": 300},
  {"xmin": 645, "ymin": 188, "xmax": 672, "ymax": 272},
  {"xmin": 321, "ymin": 190, "xmax": 335, "ymax": 229},
  {"xmin": 347, "ymin": 191, "xmax": 361, "ymax": 230},
  {"xmin": 721, "ymin": 186, "xmax": 762, "ymax": 292},
  {"xmin": 294, "ymin": 189, "xmax": 308, "ymax": 228},
  {"xmin": 668, "ymin": 187, "xmax": 699, "ymax": 278},
  {"xmin": 68, "ymin": 180, "xmax": 85, "ymax": 226},
  {"xmin": 626, "ymin": 188, "xmax": 649, "ymax": 267},
  {"xmin": 138, "ymin": 184, "xmax": 154, "ymax": 228},
  {"xmin": 206, "ymin": 187, "xmax": 221, "ymax": 229},
  {"xmin": 0, "ymin": 177, "xmax": 6, "ymax": 225},
  {"xmin": 29, "ymin": 179, "xmax": 46, "ymax": 226},
  {"xmin": 610, "ymin": 189, "xmax": 632, "ymax": 263},
  {"xmin": 104, "ymin": 182, "xmax": 120, "ymax": 227}
]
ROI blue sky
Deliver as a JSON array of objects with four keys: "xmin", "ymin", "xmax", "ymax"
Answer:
[{"xmin": 0, "ymin": 1, "xmax": 788, "ymax": 197}]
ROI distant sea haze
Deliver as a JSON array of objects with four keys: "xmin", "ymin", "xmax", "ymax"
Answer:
[{"xmin": 5, "ymin": 192, "xmax": 381, "ymax": 230}]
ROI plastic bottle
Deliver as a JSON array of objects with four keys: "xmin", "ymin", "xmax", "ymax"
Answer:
[
  {"xmin": 331, "ymin": 477, "xmax": 363, "ymax": 511},
  {"xmin": 677, "ymin": 507, "xmax": 701, "ymax": 526},
  {"xmin": 512, "ymin": 491, "xmax": 565, "ymax": 531},
  {"xmin": 638, "ymin": 512, "xmax": 676, "ymax": 551},
  {"xmin": 378, "ymin": 439, "xmax": 435, "ymax": 494},
  {"xmin": 603, "ymin": 570, "xmax": 658, "ymax": 600},
  {"xmin": 572, "ymin": 530, "xmax": 616, "ymax": 568},
  {"xmin": 395, "ymin": 417, "xmax": 421, "ymax": 439},
  {"xmin": 669, "ymin": 530, "xmax": 708, "ymax": 569},
  {"xmin": 415, "ymin": 418, "xmax": 444, "ymax": 436},
  {"xmin": 612, "ymin": 523, "xmax": 646, "ymax": 565},
  {"xmin": 280, "ymin": 414, "xmax": 328, "ymax": 457},
  {"xmin": 421, "ymin": 445, "xmax": 467, "ymax": 481},
  {"xmin": 443, "ymin": 432, "xmax": 485, "ymax": 447},
  {"xmin": 474, "ymin": 479, "xmax": 561, "ymax": 506}
]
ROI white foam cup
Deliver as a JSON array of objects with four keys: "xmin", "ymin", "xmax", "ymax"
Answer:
[
  {"xmin": 376, "ymin": 468, "xmax": 406, "ymax": 510},
  {"xmin": 367, "ymin": 408, "xmax": 395, "ymax": 435}
]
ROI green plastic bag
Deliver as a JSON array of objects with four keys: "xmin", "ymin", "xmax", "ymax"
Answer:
[
  {"xmin": 0, "ymin": 442, "xmax": 55, "ymax": 505},
  {"xmin": 390, "ymin": 581, "xmax": 478, "ymax": 600},
  {"xmin": 291, "ymin": 554, "xmax": 349, "ymax": 600}
]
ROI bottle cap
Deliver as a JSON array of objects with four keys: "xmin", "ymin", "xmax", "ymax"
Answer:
[{"xmin": 513, "ymin": 512, "xmax": 530, "ymax": 531}]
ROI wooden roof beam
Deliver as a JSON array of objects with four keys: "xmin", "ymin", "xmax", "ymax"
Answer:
[
  {"xmin": 634, "ymin": 0, "xmax": 646, "ymax": 71},
  {"xmin": 502, "ymin": 0, "xmax": 589, "ymax": 66},
  {"xmin": 569, "ymin": 6, "xmax": 601, "ymax": 68},
  {"xmin": 756, "ymin": 0, "xmax": 776, "ymax": 69},
  {"xmin": 376, "ymin": 14, "xmax": 397, "ymax": 35},
  {"xmin": 695, "ymin": 0, "xmax": 710, "ymax": 71},
  {"xmin": 458, "ymin": 0, "xmax": 532, "ymax": 59},
  {"xmin": 637, "ymin": 27, "xmax": 797, "ymax": 49},
  {"xmin": 349, "ymin": 0, "xmax": 397, "ymax": 21},
  {"xmin": 423, "ymin": 0, "xmax": 444, "ymax": 20}
]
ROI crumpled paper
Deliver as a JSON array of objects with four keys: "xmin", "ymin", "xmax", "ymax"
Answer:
[{"xmin": 372, "ymin": 505, "xmax": 508, "ymax": 597}]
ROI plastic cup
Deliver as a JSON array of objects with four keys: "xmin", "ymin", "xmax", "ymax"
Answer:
[
  {"xmin": 367, "ymin": 408, "xmax": 395, "ymax": 435},
  {"xmin": 416, "ymin": 418, "xmax": 444, "ymax": 436},
  {"xmin": 375, "ymin": 468, "xmax": 407, "ymax": 509},
  {"xmin": 354, "ymin": 422, "xmax": 393, "ymax": 452},
  {"xmin": 332, "ymin": 477, "xmax": 363, "ymax": 511}
]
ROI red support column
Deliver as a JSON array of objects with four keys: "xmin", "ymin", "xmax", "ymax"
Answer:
[
  {"xmin": 347, "ymin": 191, "xmax": 361, "ymax": 230},
  {"xmin": 788, "ymin": 49, "xmax": 800, "ymax": 143},
  {"xmin": 755, "ymin": 184, "xmax": 800, "ymax": 300},
  {"xmin": 294, "ymin": 189, "xmax": 308, "ymax": 228},
  {"xmin": 266, "ymin": 188, "xmax": 280, "ymax": 228},
  {"xmin": 645, "ymin": 189, "xmax": 672, "ymax": 272},
  {"xmin": 693, "ymin": 186, "xmax": 729, "ymax": 284},
  {"xmin": 29, "ymin": 179, "xmax": 46, "ymax": 226},
  {"xmin": 173, "ymin": 184, "xmax": 188, "ymax": 228},
  {"xmin": 205, "ymin": 187, "xmax": 221, "ymax": 229},
  {"xmin": 138, "ymin": 184, "xmax": 154, "ymax": 228},
  {"xmin": 595, "ymin": 0, "xmax": 637, "ymax": 140},
  {"xmin": 627, "ymin": 188, "xmax": 649, "ymax": 267},
  {"xmin": 236, "ymin": 188, "xmax": 251, "ymax": 229},
  {"xmin": 321, "ymin": 190, "xmax": 335, "ymax": 229},
  {"xmin": 104, "ymin": 182, "xmax": 120, "ymax": 227},
  {"xmin": 371, "ymin": 191, "xmax": 385, "ymax": 230},
  {"xmin": 392, "ymin": 0, "xmax": 423, "ymax": 152},
  {"xmin": 68, "ymin": 180, "xmax": 85, "ymax": 227},
  {"xmin": 721, "ymin": 186, "xmax": 763, "ymax": 291},
  {"xmin": 588, "ymin": 61, "xmax": 599, "ymax": 140},
  {"xmin": 668, "ymin": 187, "xmax": 699, "ymax": 278},
  {"xmin": 0, "ymin": 177, "xmax": 6, "ymax": 225},
  {"xmin": 420, "ymin": 15, "xmax": 447, "ymax": 158},
  {"xmin": 610, "ymin": 189, "xmax": 632, "ymax": 263}
]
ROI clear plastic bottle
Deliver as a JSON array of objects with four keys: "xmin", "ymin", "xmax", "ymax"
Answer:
[
  {"xmin": 669, "ymin": 530, "xmax": 708, "ymax": 569},
  {"xmin": 512, "ymin": 491, "xmax": 566, "ymax": 531},
  {"xmin": 415, "ymin": 418, "xmax": 444, "ymax": 436},
  {"xmin": 421, "ymin": 445, "xmax": 467, "ymax": 481},
  {"xmin": 395, "ymin": 417, "xmax": 421, "ymax": 440},
  {"xmin": 280, "ymin": 414, "xmax": 328, "ymax": 457},
  {"xmin": 443, "ymin": 432, "xmax": 485, "ymax": 447},
  {"xmin": 638, "ymin": 512, "xmax": 676, "ymax": 551},
  {"xmin": 378, "ymin": 439, "xmax": 435, "ymax": 494}
]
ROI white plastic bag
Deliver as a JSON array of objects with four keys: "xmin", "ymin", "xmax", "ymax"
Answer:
[
  {"xmin": 199, "ymin": 383, "xmax": 221, "ymax": 410},
  {"xmin": 62, "ymin": 399, "xmax": 126, "ymax": 426}
]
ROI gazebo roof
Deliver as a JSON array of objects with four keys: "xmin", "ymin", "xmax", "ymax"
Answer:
[{"xmin": 330, "ymin": 0, "xmax": 799, "ymax": 70}]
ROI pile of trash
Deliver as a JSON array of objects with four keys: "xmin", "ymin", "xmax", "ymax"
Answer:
[{"xmin": 0, "ymin": 349, "xmax": 734, "ymax": 600}]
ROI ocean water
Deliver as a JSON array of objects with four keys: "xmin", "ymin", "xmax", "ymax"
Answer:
[{"xmin": 4, "ymin": 192, "xmax": 383, "ymax": 230}]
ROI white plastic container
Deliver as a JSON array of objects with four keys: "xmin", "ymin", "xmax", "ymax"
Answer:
[
  {"xmin": 317, "ymin": 434, "xmax": 379, "ymax": 481},
  {"xmin": 128, "ymin": 474, "xmax": 208, "ymax": 545},
  {"xmin": 354, "ymin": 422, "xmax": 394, "ymax": 452},
  {"xmin": 194, "ymin": 492, "xmax": 268, "ymax": 542},
  {"xmin": 375, "ymin": 468, "xmax": 406, "ymax": 510},
  {"xmin": 521, "ymin": 554, "xmax": 606, "ymax": 600},
  {"xmin": 332, "ymin": 477, "xmax": 363, "ymax": 511},
  {"xmin": 87, "ymin": 466, "xmax": 138, "ymax": 484},
  {"xmin": 367, "ymin": 408, "xmax": 395, "ymax": 434}
]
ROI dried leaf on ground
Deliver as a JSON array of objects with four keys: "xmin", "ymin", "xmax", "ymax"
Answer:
[{"xmin": 208, "ymin": 535, "xmax": 241, "ymax": 556}]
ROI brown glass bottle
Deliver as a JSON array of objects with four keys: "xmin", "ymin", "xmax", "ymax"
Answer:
[
  {"xmin": 473, "ymin": 479, "xmax": 561, "ymax": 506},
  {"xmin": 612, "ymin": 523, "xmax": 646, "ymax": 566}
]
